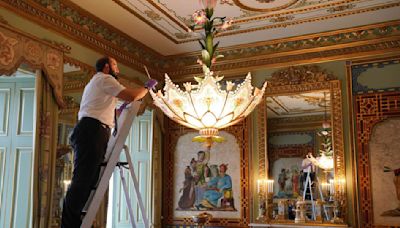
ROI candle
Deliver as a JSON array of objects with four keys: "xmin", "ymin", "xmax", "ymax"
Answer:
[
  {"xmin": 257, "ymin": 179, "xmax": 261, "ymax": 193},
  {"xmin": 329, "ymin": 179, "xmax": 335, "ymax": 195},
  {"xmin": 338, "ymin": 179, "xmax": 345, "ymax": 194},
  {"xmin": 321, "ymin": 182, "xmax": 329, "ymax": 194},
  {"xmin": 266, "ymin": 180, "xmax": 274, "ymax": 194}
]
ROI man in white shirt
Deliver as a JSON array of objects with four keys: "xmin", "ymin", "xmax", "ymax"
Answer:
[
  {"xmin": 301, "ymin": 152, "xmax": 316, "ymax": 200},
  {"xmin": 61, "ymin": 56, "xmax": 157, "ymax": 228}
]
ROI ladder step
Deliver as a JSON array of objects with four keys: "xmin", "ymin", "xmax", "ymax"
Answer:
[
  {"xmin": 100, "ymin": 162, "xmax": 107, "ymax": 166},
  {"xmin": 116, "ymin": 162, "xmax": 129, "ymax": 168}
]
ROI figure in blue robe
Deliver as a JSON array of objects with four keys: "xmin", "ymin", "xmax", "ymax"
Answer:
[{"xmin": 200, "ymin": 164, "xmax": 232, "ymax": 208}]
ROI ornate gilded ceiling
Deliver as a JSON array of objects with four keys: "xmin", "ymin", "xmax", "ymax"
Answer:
[
  {"xmin": 1, "ymin": 0, "xmax": 399, "ymax": 79},
  {"xmin": 70, "ymin": 0, "xmax": 400, "ymax": 54},
  {"xmin": 267, "ymin": 91, "xmax": 331, "ymax": 118}
]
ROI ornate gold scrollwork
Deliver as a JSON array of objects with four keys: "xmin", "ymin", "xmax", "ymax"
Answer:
[{"xmin": 257, "ymin": 65, "xmax": 346, "ymax": 221}]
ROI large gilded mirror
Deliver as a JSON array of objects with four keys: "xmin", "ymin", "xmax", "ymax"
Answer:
[
  {"xmin": 256, "ymin": 65, "xmax": 346, "ymax": 226},
  {"xmin": 51, "ymin": 59, "xmax": 92, "ymax": 226}
]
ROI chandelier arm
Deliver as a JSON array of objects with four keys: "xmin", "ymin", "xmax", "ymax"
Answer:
[
  {"xmin": 188, "ymin": 92, "xmax": 201, "ymax": 119},
  {"xmin": 217, "ymin": 92, "xmax": 230, "ymax": 119},
  {"xmin": 217, "ymin": 111, "xmax": 234, "ymax": 120},
  {"xmin": 236, "ymin": 95, "xmax": 256, "ymax": 119},
  {"xmin": 174, "ymin": 119, "xmax": 201, "ymax": 131},
  {"xmin": 217, "ymin": 117, "xmax": 243, "ymax": 129}
]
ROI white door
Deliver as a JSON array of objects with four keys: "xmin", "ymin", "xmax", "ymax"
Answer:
[
  {"xmin": 0, "ymin": 76, "xmax": 35, "ymax": 228},
  {"xmin": 112, "ymin": 110, "xmax": 153, "ymax": 228}
]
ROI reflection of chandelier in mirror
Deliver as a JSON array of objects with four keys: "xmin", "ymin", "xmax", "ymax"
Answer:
[
  {"xmin": 149, "ymin": 0, "xmax": 267, "ymax": 147},
  {"xmin": 308, "ymin": 91, "xmax": 334, "ymax": 170}
]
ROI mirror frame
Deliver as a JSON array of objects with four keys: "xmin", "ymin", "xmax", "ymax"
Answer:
[{"xmin": 256, "ymin": 65, "xmax": 346, "ymax": 220}]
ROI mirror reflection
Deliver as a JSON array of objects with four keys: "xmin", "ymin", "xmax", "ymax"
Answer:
[
  {"xmin": 52, "ymin": 63, "xmax": 88, "ymax": 225},
  {"xmin": 266, "ymin": 90, "xmax": 338, "ymax": 222}
]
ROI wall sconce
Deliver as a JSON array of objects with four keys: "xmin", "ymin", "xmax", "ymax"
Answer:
[
  {"xmin": 257, "ymin": 179, "xmax": 274, "ymax": 221},
  {"xmin": 331, "ymin": 178, "xmax": 346, "ymax": 223}
]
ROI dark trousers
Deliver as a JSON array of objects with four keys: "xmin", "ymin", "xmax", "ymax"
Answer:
[
  {"xmin": 61, "ymin": 117, "xmax": 110, "ymax": 228},
  {"xmin": 303, "ymin": 172, "xmax": 315, "ymax": 200}
]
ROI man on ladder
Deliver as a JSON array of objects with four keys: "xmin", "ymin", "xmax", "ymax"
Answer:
[
  {"xmin": 61, "ymin": 56, "xmax": 157, "ymax": 228},
  {"xmin": 302, "ymin": 152, "xmax": 316, "ymax": 219}
]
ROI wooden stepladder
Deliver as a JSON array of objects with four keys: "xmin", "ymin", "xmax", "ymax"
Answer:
[{"xmin": 81, "ymin": 101, "xmax": 149, "ymax": 228}]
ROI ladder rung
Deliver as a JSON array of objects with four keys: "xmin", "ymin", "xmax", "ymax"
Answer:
[
  {"xmin": 116, "ymin": 162, "xmax": 129, "ymax": 168},
  {"xmin": 100, "ymin": 162, "xmax": 107, "ymax": 166}
]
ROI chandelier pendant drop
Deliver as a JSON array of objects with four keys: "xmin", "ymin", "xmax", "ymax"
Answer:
[{"xmin": 149, "ymin": 0, "xmax": 267, "ymax": 147}]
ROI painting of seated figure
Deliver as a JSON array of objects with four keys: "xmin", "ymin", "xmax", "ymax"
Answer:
[{"xmin": 173, "ymin": 131, "xmax": 240, "ymax": 219}]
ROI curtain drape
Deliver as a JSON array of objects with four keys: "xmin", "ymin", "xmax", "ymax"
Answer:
[{"xmin": 33, "ymin": 71, "xmax": 59, "ymax": 228}]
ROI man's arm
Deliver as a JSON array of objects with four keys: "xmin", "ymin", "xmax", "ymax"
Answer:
[{"xmin": 116, "ymin": 87, "xmax": 148, "ymax": 102}]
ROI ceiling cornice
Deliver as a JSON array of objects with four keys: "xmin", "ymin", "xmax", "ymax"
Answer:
[
  {"xmin": 162, "ymin": 20, "xmax": 400, "ymax": 81},
  {"xmin": 0, "ymin": 0, "xmax": 164, "ymax": 77},
  {"xmin": 1, "ymin": 0, "xmax": 399, "ymax": 81}
]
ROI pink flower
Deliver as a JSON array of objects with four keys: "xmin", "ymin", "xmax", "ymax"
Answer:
[
  {"xmin": 199, "ymin": 0, "xmax": 217, "ymax": 9},
  {"xmin": 193, "ymin": 10, "xmax": 207, "ymax": 25},
  {"xmin": 221, "ymin": 18, "xmax": 233, "ymax": 30}
]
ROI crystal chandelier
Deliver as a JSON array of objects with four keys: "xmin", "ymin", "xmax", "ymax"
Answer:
[{"xmin": 149, "ymin": 0, "xmax": 267, "ymax": 145}]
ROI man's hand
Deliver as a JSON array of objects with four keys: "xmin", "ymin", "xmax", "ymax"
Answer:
[{"xmin": 144, "ymin": 79, "xmax": 158, "ymax": 90}]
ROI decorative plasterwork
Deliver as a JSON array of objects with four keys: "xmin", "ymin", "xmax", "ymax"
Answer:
[
  {"xmin": 63, "ymin": 56, "xmax": 144, "ymax": 92},
  {"xmin": 110, "ymin": 0, "xmax": 400, "ymax": 44},
  {"xmin": 350, "ymin": 56, "xmax": 400, "ymax": 95},
  {"xmin": 0, "ymin": 19, "xmax": 65, "ymax": 106},
  {"xmin": 269, "ymin": 65, "xmax": 335, "ymax": 86},
  {"xmin": 354, "ymin": 91, "xmax": 400, "ymax": 228},
  {"xmin": 60, "ymin": 95, "xmax": 79, "ymax": 115},
  {"xmin": 162, "ymin": 20, "xmax": 400, "ymax": 76},
  {"xmin": 0, "ymin": 0, "xmax": 163, "ymax": 78},
  {"xmin": 1, "ymin": 0, "xmax": 400, "ymax": 80},
  {"xmin": 268, "ymin": 65, "xmax": 335, "ymax": 86}
]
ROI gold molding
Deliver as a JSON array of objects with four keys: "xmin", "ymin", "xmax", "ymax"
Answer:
[
  {"xmin": 346, "ymin": 54, "xmax": 400, "ymax": 227},
  {"xmin": 166, "ymin": 36, "xmax": 400, "ymax": 81},
  {"xmin": 0, "ymin": 0, "xmax": 163, "ymax": 78},
  {"xmin": 232, "ymin": 0, "xmax": 299, "ymax": 12},
  {"xmin": 63, "ymin": 56, "xmax": 144, "ymax": 92},
  {"xmin": 220, "ymin": 2, "xmax": 400, "ymax": 38},
  {"xmin": 354, "ymin": 92, "xmax": 400, "ymax": 228},
  {"xmin": 2, "ymin": 0, "xmax": 400, "ymax": 80},
  {"xmin": 111, "ymin": 0, "xmax": 185, "ymax": 43},
  {"xmin": 112, "ymin": 0, "xmax": 399, "ymax": 44},
  {"xmin": 257, "ymin": 65, "xmax": 346, "ymax": 221}
]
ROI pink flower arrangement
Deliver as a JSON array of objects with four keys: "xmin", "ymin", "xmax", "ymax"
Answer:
[
  {"xmin": 189, "ymin": 0, "xmax": 235, "ymax": 69},
  {"xmin": 193, "ymin": 10, "xmax": 207, "ymax": 25}
]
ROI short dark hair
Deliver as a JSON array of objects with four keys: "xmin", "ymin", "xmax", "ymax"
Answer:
[{"xmin": 95, "ymin": 56, "xmax": 110, "ymax": 72}]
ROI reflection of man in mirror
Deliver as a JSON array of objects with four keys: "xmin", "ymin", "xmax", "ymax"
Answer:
[
  {"xmin": 382, "ymin": 167, "xmax": 400, "ymax": 216},
  {"xmin": 302, "ymin": 152, "xmax": 316, "ymax": 200}
]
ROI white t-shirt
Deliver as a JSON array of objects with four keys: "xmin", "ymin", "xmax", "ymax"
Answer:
[
  {"xmin": 302, "ymin": 158, "xmax": 315, "ymax": 173},
  {"xmin": 78, "ymin": 72, "xmax": 125, "ymax": 127}
]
